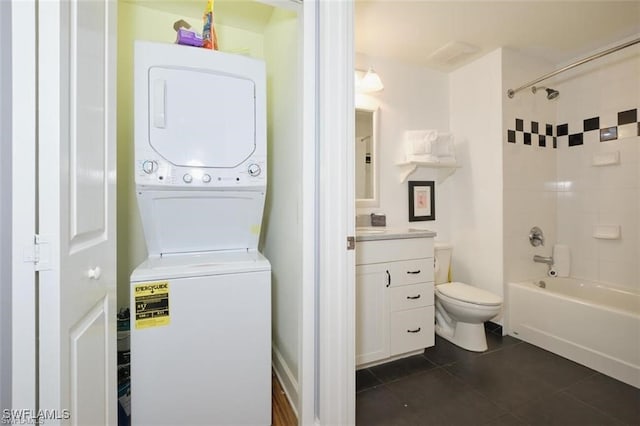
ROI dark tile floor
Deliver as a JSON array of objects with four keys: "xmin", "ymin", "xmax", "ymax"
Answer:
[{"xmin": 356, "ymin": 324, "xmax": 640, "ymax": 425}]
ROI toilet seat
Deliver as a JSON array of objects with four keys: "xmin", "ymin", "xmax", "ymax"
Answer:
[{"xmin": 436, "ymin": 282, "xmax": 502, "ymax": 306}]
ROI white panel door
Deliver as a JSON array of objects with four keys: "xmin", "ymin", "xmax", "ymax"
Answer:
[{"xmin": 38, "ymin": 1, "xmax": 117, "ymax": 425}]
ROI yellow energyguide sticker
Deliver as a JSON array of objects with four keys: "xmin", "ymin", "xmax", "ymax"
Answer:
[{"xmin": 134, "ymin": 281, "xmax": 170, "ymax": 329}]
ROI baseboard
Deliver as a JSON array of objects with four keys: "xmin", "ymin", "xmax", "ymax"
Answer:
[{"xmin": 272, "ymin": 344, "xmax": 299, "ymax": 419}]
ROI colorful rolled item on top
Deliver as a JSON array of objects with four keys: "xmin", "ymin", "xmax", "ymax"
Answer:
[{"xmin": 202, "ymin": 0, "xmax": 219, "ymax": 50}]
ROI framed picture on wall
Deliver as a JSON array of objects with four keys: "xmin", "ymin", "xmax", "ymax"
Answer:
[{"xmin": 408, "ymin": 180, "xmax": 435, "ymax": 221}]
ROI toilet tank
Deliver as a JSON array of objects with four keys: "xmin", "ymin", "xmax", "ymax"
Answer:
[{"xmin": 434, "ymin": 242, "xmax": 453, "ymax": 284}]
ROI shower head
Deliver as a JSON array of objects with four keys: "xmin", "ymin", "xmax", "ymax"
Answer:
[
  {"xmin": 532, "ymin": 86, "xmax": 559, "ymax": 100},
  {"xmin": 545, "ymin": 88, "xmax": 560, "ymax": 100}
]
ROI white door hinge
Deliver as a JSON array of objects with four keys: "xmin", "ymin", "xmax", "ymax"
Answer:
[{"xmin": 23, "ymin": 234, "xmax": 52, "ymax": 271}]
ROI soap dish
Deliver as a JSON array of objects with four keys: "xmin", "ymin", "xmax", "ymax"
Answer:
[{"xmin": 593, "ymin": 225, "xmax": 621, "ymax": 239}]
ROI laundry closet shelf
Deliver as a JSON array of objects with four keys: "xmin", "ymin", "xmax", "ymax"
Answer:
[{"xmin": 395, "ymin": 161, "xmax": 460, "ymax": 183}]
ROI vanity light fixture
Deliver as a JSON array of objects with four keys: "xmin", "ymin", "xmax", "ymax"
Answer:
[{"xmin": 355, "ymin": 67, "xmax": 384, "ymax": 93}]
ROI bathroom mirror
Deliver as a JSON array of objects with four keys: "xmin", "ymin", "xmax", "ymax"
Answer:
[{"xmin": 355, "ymin": 105, "xmax": 379, "ymax": 207}]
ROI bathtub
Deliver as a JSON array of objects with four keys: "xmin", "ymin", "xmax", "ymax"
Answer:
[{"xmin": 508, "ymin": 277, "xmax": 640, "ymax": 388}]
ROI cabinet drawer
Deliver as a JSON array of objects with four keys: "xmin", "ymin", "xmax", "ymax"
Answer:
[
  {"xmin": 356, "ymin": 238, "xmax": 434, "ymax": 265},
  {"xmin": 387, "ymin": 259, "xmax": 434, "ymax": 287},
  {"xmin": 389, "ymin": 306, "xmax": 434, "ymax": 356},
  {"xmin": 389, "ymin": 283, "xmax": 434, "ymax": 312}
]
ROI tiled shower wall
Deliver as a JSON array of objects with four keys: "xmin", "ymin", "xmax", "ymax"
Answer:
[
  {"xmin": 504, "ymin": 43, "xmax": 639, "ymax": 290},
  {"xmin": 554, "ymin": 44, "xmax": 639, "ymax": 290},
  {"xmin": 502, "ymin": 49, "xmax": 558, "ymax": 283}
]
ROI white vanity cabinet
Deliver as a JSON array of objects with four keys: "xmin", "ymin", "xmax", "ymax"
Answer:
[
  {"xmin": 355, "ymin": 234, "xmax": 435, "ymax": 367},
  {"xmin": 356, "ymin": 263, "xmax": 391, "ymax": 364}
]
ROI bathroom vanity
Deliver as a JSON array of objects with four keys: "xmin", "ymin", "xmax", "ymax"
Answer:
[{"xmin": 355, "ymin": 228, "xmax": 436, "ymax": 367}]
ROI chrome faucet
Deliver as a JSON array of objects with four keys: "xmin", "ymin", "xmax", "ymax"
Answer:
[
  {"xmin": 533, "ymin": 255, "xmax": 554, "ymax": 265},
  {"xmin": 529, "ymin": 226, "xmax": 545, "ymax": 246}
]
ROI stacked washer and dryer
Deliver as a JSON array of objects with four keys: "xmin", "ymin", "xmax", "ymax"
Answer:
[{"xmin": 129, "ymin": 41, "xmax": 271, "ymax": 425}]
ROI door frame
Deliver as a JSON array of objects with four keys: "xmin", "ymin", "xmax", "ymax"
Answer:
[
  {"xmin": 9, "ymin": 0, "xmax": 38, "ymax": 413},
  {"xmin": 299, "ymin": 0, "xmax": 318, "ymax": 424},
  {"xmin": 315, "ymin": 0, "xmax": 356, "ymax": 424},
  {"xmin": 0, "ymin": 0, "xmax": 12, "ymax": 412}
]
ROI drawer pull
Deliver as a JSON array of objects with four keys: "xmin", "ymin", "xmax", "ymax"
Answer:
[
  {"xmin": 385, "ymin": 270, "xmax": 391, "ymax": 287},
  {"xmin": 406, "ymin": 270, "xmax": 421, "ymax": 274},
  {"xmin": 406, "ymin": 294, "xmax": 421, "ymax": 300},
  {"xmin": 407, "ymin": 327, "xmax": 421, "ymax": 333}
]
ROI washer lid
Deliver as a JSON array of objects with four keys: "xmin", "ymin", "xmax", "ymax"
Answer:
[
  {"xmin": 437, "ymin": 282, "xmax": 502, "ymax": 306},
  {"xmin": 131, "ymin": 250, "xmax": 271, "ymax": 282}
]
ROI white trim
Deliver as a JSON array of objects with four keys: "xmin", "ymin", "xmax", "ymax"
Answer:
[
  {"xmin": 272, "ymin": 346, "xmax": 299, "ymax": 418},
  {"xmin": 36, "ymin": 0, "xmax": 63, "ymax": 419},
  {"xmin": 10, "ymin": 0, "xmax": 37, "ymax": 412},
  {"xmin": 354, "ymin": 103, "xmax": 380, "ymax": 209},
  {"xmin": 317, "ymin": 0, "xmax": 355, "ymax": 424},
  {"xmin": 0, "ymin": 0, "xmax": 12, "ymax": 411},
  {"xmin": 299, "ymin": 0, "xmax": 318, "ymax": 424},
  {"xmin": 356, "ymin": 349, "xmax": 424, "ymax": 370}
]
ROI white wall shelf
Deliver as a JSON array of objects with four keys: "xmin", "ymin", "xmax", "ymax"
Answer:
[{"xmin": 396, "ymin": 161, "xmax": 460, "ymax": 183}]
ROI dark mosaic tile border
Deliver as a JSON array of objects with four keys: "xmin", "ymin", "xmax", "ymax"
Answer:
[
  {"xmin": 507, "ymin": 107, "xmax": 639, "ymax": 148},
  {"xmin": 569, "ymin": 133, "xmax": 583, "ymax": 147}
]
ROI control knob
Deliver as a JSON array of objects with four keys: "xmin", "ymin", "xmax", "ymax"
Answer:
[
  {"xmin": 142, "ymin": 160, "xmax": 157, "ymax": 174},
  {"xmin": 183, "ymin": 174, "xmax": 193, "ymax": 183},
  {"xmin": 248, "ymin": 163, "xmax": 261, "ymax": 177},
  {"xmin": 202, "ymin": 174, "xmax": 212, "ymax": 183}
]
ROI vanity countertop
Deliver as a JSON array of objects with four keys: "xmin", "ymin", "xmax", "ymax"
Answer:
[{"xmin": 355, "ymin": 227, "xmax": 436, "ymax": 242}]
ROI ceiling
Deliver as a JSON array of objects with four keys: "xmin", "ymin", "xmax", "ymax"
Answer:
[{"xmin": 355, "ymin": 0, "xmax": 640, "ymax": 72}]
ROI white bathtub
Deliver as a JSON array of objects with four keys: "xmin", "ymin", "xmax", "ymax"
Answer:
[{"xmin": 508, "ymin": 277, "xmax": 640, "ymax": 388}]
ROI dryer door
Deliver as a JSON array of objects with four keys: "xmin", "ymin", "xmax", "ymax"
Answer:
[{"xmin": 148, "ymin": 66, "xmax": 256, "ymax": 168}]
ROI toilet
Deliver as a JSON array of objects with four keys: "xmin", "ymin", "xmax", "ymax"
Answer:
[{"xmin": 434, "ymin": 243, "xmax": 503, "ymax": 352}]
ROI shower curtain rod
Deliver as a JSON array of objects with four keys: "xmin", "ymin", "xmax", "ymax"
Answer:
[{"xmin": 507, "ymin": 36, "xmax": 640, "ymax": 98}]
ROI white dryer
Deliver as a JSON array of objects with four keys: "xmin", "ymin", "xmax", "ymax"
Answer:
[{"xmin": 130, "ymin": 41, "xmax": 271, "ymax": 425}]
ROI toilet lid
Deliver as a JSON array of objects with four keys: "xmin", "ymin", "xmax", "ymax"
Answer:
[{"xmin": 437, "ymin": 282, "xmax": 502, "ymax": 306}]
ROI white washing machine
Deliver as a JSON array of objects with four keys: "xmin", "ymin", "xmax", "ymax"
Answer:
[{"xmin": 130, "ymin": 41, "xmax": 271, "ymax": 425}]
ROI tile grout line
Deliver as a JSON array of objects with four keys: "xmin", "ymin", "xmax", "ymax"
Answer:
[
  {"xmin": 559, "ymin": 388, "xmax": 626, "ymax": 426},
  {"xmin": 552, "ymin": 371, "xmax": 630, "ymax": 425},
  {"xmin": 357, "ymin": 338, "xmax": 639, "ymax": 425}
]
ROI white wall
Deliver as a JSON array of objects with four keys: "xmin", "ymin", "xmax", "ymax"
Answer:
[
  {"xmin": 260, "ymin": 7, "xmax": 302, "ymax": 408},
  {"xmin": 448, "ymin": 49, "xmax": 505, "ymax": 300},
  {"xmin": 554, "ymin": 42, "xmax": 640, "ymax": 289},
  {"xmin": 0, "ymin": 0, "xmax": 11, "ymax": 411},
  {"xmin": 354, "ymin": 53, "xmax": 451, "ymax": 240},
  {"xmin": 502, "ymin": 49, "xmax": 557, "ymax": 283}
]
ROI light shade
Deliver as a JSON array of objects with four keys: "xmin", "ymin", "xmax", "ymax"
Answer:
[{"xmin": 355, "ymin": 67, "xmax": 384, "ymax": 93}]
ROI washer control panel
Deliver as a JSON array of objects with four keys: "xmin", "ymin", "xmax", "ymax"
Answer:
[{"xmin": 136, "ymin": 157, "xmax": 267, "ymax": 188}]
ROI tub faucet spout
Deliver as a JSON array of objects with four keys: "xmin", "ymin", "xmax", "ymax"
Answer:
[{"xmin": 533, "ymin": 255, "xmax": 554, "ymax": 265}]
